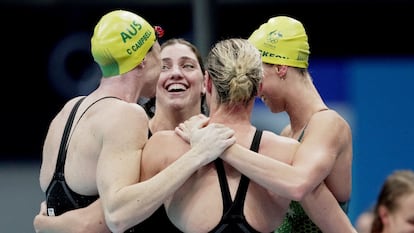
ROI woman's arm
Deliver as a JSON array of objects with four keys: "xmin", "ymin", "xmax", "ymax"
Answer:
[
  {"xmin": 300, "ymin": 182, "xmax": 357, "ymax": 233},
  {"xmin": 33, "ymin": 200, "xmax": 111, "ymax": 233}
]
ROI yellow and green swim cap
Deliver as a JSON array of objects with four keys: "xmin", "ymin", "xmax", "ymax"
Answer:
[
  {"xmin": 248, "ymin": 16, "xmax": 310, "ymax": 68},
  {"xmin": 91, "ymin": 10, "xmax": 156, "ymax": 77}
]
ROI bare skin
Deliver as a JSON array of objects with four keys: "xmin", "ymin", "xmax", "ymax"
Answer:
[
  {"xmin": 141, "ymin": 63, "xmax": 300, "ymax": 232},
  {"xmin": 35, "ymin": 39, "xmax": 162, "ymax": 233},
  {"xmin": 33, "ymin": 39, "xmax": 230, "ymax": 233},
  {"xmin": 211, "ymin": 64, "xmax": 355, "ymax": 232},
  {"xmin": 173, "ymin": 63, "xmax": 355, "ymax": 233}
]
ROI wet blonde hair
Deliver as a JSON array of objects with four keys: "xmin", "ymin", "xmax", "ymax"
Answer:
[{"xmin": 205, "ymin": 38, "xmax": 262, "ymax": 106}]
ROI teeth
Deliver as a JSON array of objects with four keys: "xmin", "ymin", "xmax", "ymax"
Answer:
[{"xmin": 167, "ymin": 83, "xmax": 187, "ymax": 92}]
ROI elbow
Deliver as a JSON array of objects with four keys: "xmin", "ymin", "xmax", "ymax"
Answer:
[
  {"xmin": 106, "ymin": 215, "xmax": 126, "ymax": 233},
  {"xmin": 78, "ymin": 220, "xmax": 111, "ymax": 233},
  {"xmin": 104, "ymin": 208, "xmax": 129, "ymax": 233},
  {"xmin": 287, "ymin": 179, "xmax": 312, "ymax": 201},
  {"xmin": 289, "ymin": 185, "xmax": 308, "ymax": 201},
  {"xmin": 104, "ymin": 204, "xmax": 151, "ymax": 233},
  {"xmin": 105, "ymin": 211, "xmax": 120, "ymax": 233},
  {"xmin": 101, "ymin": 193, "xmax": 133, "ymax": 233},
  {"xmin": 103, "ymin": 192, "xmax": 159, "ymax": 232}
]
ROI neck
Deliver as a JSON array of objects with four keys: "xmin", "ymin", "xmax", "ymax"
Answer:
[
  {"xmin": 285, "ymin": 87, "xmax": 327, "ymax": 137},
  {"xmin": 209, "ymin": 102, "xmax": 253, "ymax": 127},
  {"xmin": 98, "ymin": 75, "xmax": 142, "ymax": 103},
  {"xmin": 150, "ymin": 105, "xmax": 201, "ymax": 133}
]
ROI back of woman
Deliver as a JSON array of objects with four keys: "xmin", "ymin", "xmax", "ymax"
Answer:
[
  {"xmin": 141, "ymin": 38, "xmax": 299, "ymax": 233},
  {"xmin": 142, "ymin": 126, "xmax": 295, "ymax": 233}
]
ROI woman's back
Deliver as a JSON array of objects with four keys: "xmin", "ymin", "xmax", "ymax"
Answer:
[{"xmin": 142, "ymin": 125, "xmax": 295, "ymax": 233}]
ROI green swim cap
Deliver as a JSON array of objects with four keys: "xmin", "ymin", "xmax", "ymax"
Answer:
[
  {"xmin": 91, "ymin": 10, "xmax": 156, "ymax": 77},
  {"xmin": 248, "ymin": 16, "xmax": 310, "ymax": 68}
]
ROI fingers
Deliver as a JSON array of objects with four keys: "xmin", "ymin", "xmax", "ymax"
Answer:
[
  {"xmin": 197, "ymin": 123, "xmax": 236, "ymax": 147},
  {"xmin": 176, "ymin": 118, "xmax": 236, "ymax": 153},
  {"xmin": 183, "ymin": 114, "xmax": 209, "ymax": 130},
  {"xmin": 195, "ymin": 114, "xmax": 210, "ymax": 128},
  {"xmin": 175, "ymin": 125, "xmax": 190, "ymax": 143},
  {"xmin": 175, "ymin": 114, "xmax": 210, "ymax": 143},
  {"xmin": 40, "ymin": 201, "xmax": 47, "ymax": 215},
  {"xmin": 223, "ymin": 136, "xmax": 236, "ymax": 149},
  {"xmin": 176, "ymin": 122, "xmax": 186, "ymax": 132},
  {"xmin": 190, "ymin": 123, "xmax": 236, "ymax": 165},
  {"xmin": 209, "ymin": 124, "xmax": 234, "ymax": 137}
]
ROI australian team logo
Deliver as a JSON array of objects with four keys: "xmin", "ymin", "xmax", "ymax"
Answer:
[{"xmin": 267, "ymin": 30, "xmax": 283, "ymax": 44}]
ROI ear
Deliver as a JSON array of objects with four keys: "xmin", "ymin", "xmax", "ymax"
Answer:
[
  {"xmin": 201, "ymin": 71, "xmax": 207, "ymax": 96},
  {"xmin": 205, "ymin": 71, "xmax": 212, "ymax": 94},
  {"xmin": 133, "ymin": 61, "xmax": 145, "ymax": 74},
  {"xmin": 276, "ymin": 65, "xmax": 288, "ymax": 78},
  {"xmin": 136, "ymin": 58, "xmax": 146, "ymax": 69},
  {"xmin": 378, "ymin": 205, "xmax": 390, "ymax": 226},
  {"xmin": 258, "ymin": 79, "xmax": 263, "ymax": 96}
]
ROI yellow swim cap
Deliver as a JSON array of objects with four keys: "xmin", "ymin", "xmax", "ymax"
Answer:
[
  {"xmin": 91, "ymin": 10, "xmax": 156, "ymax": 77},
  {"xmin": 248, "ymin": 16, "xmax": 310, "ymax": 68}
]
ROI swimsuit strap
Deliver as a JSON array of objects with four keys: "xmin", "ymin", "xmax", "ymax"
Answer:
[
  {"xmin": 210, "ymin": 130, "xmax": 264, "ymax": 233},
  {"xmin": 297, "ymin": 108, "xmax": 329, "ymax": 142},
  {"xmin": 53, "ymin": 96, "xmax": 121, "ymax": 176},
  {"xmin": 231, "ymin": 129, "xmax": 262, "ymax": 214},
  {"xmin": 54, "ymin": 97, "xmax": 86, "ymax": 175}
]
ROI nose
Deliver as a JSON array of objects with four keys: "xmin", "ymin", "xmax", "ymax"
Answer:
[{"xmin": 169, "ymin": 65, "xmax": 184, "ymax": 78}]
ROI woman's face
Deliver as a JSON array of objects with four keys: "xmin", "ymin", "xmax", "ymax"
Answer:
[
  {"xmin": 156, "ymin": 43, "xmax": 205, "ymax": 111},
  {"xmin": 259, "ymin": 63, "xmax": 285, "ymax": 114},
  {"xmin": 383, "ymin": 193, "xmax": 414, "ymax": 233}
]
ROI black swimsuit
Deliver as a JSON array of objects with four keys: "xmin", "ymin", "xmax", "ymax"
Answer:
[
  {"xmin": 209, "ymin": 130, "xmax": 271, "ymax": 233},
  {"xmin": 45, "ymin": 96, "xmax": 119, "ymax": 216},
  {"xmin": 46, "ymin": 97, "xmax": 182, "ymax": 232},
  {"xmin": 124, "ymin": 129, "xmax": 183, "ymax": 233}
]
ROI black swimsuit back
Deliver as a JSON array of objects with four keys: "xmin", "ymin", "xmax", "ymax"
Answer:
[
  {"xmin": 45, "ymin": 96, "xmax": 118, "ymax": 216},
  {"xmin": 209, "ymin": 130, "xmax": 271, "ymax": 233}
]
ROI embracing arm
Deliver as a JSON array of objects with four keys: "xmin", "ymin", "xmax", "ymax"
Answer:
[
  {"xmin": 226, "ymin": 113, "xmax": 349, "ymax": 200},
  {"xmin": 96, "ymin": 104, "xmax": 154, "ymax": 233},
  {"xmin": 97, "ymin": 107, "xmax": 235, "ymax": 233},
  {"xmin": 179, "ymin": 113, "xmax": 349, "ymax": 201},
  {"xmin": 221, "ymin": 137, "xmax": 307, "ymax": 201},
  {"xmin": 300, "ymin": 182, "xmax": 357, "ymax": 233},
  {"xmin": 33, "ymin": 200, "xmax": 110, "ymax": 233}
]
